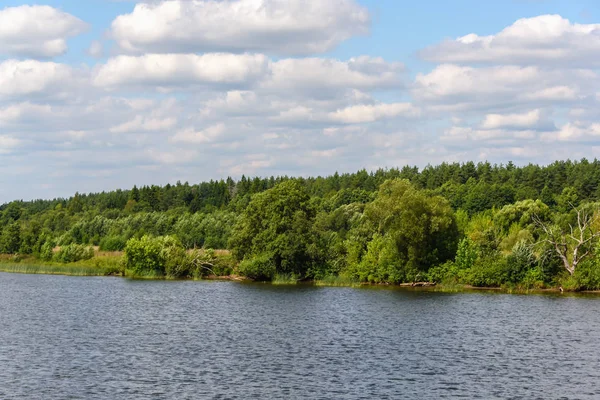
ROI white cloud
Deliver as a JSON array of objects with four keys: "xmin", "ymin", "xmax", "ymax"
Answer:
[
  {"xmin": 0, "ymin": 136, "xmax": 20, "ymax": 154},
  {"xmin": 265, "ymin": 56, "xmax": 403, "ymax": 94},
  {"xmin": 420, "ymin": 15, "xmax": 600, "ymax": 66},
  {"xmin": 170, "ymin": 123, "xmax": 226, "ymax": 144},
  {"xmin": 443, "ymin": 126, "xmax": 538, "ymax": 143},
  {"xmin": 413, "ymin": 64, "xmax": 593, "ymax": 113},
  {"xmin": 415, "ymin": 64, "xmax": 540, "ymax": 100},
  {"xmin": 110, "ymin": 0, "xmax": 369, "ymax": 55},
  {"xmin": 93, "ymin": 53, "xmax": 269, "ymax": 88},
  {"xmin": 0, "ymin": 60, "xmax": 76, "ymax": 98},
  {"xmin": 0, "ymin": 5, "xmax": 87, "ymax": 58},
  {"xmin": 481, "ymin": 110, "xmax": 541, "ymax": 130},
  {"xmin": 329, "ymin": 103, "xmax": 420, "ymax": 124},
  {"xmin": 110, "ymin": 115, "xmax": 177, "ymax": 133},
  {"xmin": 0, "ymin": 102, "xmax": 54, "ymax": 125},
  {"xmin": 541, "ymin": 122, "xmax": 600, "ymax": 142}
]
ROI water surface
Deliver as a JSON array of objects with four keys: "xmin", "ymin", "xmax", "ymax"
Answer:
[{"xmin": 1, "ymin": 272, "xmax": 599, "ymax": 399}]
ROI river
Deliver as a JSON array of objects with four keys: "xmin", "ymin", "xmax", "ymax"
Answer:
[{"xmin": 1, "ymin": 272, "xmax": 599, "ymax": 399}]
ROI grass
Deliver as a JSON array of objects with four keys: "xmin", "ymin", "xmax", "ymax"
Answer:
[
  {"xmin": 0, "ymin": 253, "xmax": 124, "ymax": 277},
  {"xmin": 272, "ymin": 273, "xmax": 300, "ymax": 285},
  {"xmin": 315, "ymin": 274, "xmax": 361, "ymax": 287},
  {"xmin": 0, "ymin": 263, "xmax": 113, "ymax": 276}
]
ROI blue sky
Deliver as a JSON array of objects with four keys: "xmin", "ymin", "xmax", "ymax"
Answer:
[{"xmin": 1, "ymin": 0, "xmax": 600, "ymax": 201}]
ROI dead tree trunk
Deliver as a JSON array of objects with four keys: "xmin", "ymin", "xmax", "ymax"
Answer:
[{"xmin": 533, "ymin": 206, "xmax": 600, "ymax": 275}]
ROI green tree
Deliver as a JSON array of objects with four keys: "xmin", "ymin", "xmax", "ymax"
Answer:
[
  {"xmin": 229, "ymin": 180, "xmax": 317, "ymax": 279},
  {"xmin": 349, "ymin": 179, "xmax": 458, "ymax": 283},
  {"xmin": 1, "ymin": 222, "xmax": 21, "ymax": 254}
]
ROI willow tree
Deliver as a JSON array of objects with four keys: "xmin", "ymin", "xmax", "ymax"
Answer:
[{"xmin": 349, "ymin": 179, "xmax": 459, "ymax": 283}]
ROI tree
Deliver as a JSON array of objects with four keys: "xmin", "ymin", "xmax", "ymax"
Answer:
[
  {"xmin": 351, "ymin": 179, "xmax": 458, "ymax": 282},
  {"xmin": 534, "ymin": 205, "xmax": 600, "ymax": 275},
  {"xmin": 1, "ymin": 222, "xmax": 21, "ymax": 254},
  {"xmin": 229, "ymin": 180, "xmax": 317, "ymax": 279}
]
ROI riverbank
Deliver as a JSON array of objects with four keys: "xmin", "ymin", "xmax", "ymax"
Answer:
[{"xmin": 2, "ymin": 253, "xmax": 599, "ymax": 294}]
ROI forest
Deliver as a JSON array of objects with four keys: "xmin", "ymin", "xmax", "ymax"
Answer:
[{"xmin": 2, "ymin": 159, "xmax": 600, "ymax": 290}]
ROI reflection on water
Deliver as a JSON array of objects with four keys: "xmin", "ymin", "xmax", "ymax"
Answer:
[{"xmin": 1, "ymin": 273, "xmax": 599, "ymax": 399}]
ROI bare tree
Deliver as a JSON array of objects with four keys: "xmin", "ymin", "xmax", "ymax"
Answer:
[{"xmin": 533, "ymin": 206, "xmax": 600, "ymax": 275}]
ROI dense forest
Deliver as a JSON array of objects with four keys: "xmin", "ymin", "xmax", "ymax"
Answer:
[{"xmin": 3, "ymin": 159, "xmax": 600, "ymax": 290}]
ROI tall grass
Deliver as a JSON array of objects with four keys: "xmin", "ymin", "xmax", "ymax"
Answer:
[
  {"xmin": 0, "ymin": 263, "xmax": 109, "ymax": 276},
  {"xmin": 272, "ymin": 273, "xmax": 299, "ymax": 285},
  {"xmin": 0, "ymin": 254, "xmax": 124, "ymax": 277},
  {"xmin": 315, "ymin": 274, "xmax": 361, "ymax": 287}
]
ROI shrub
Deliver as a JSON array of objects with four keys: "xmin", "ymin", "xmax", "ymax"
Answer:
[
  {"xmin": 99, "ymin": 235, "xmax": 127, "ymax": 252},
  {"xmin": 465, "ymin": 255, "xmax": 509, "ymax": 287},
  {"xmin": 238, "ymin": 253, "xmax": 276, "ymax": 280},
  {"xmin": 574, "ymin": 260, "xmax": 600, "ymax": 290},
  {"xmin": 40, "ymin": 240, "xmax": 55, "ymax": 262},
  {"xmin": 54, "ymin": 244, "xmax": 94, "ymax": 263},
  {"xmin": 124, "ymin": 235, "xmax": 189, "ymax": 278}
]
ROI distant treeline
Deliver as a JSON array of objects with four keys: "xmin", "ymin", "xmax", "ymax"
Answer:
[{"xmin": 2, "ymin": 159, "xmax": 600, "ymax": 289}]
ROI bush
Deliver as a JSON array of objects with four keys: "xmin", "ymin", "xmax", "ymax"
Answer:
[
  {"xmin": 99, "ymin": 235, "xmax": 127, "ymax": 251},
  {"xmin": 465, "ymin": 255, "xmax": 509, "ymax": 287},
  {"xmin": 427, "ymin": 261, "xmax": 462, "ymax": 284},
  {"xmin": 574, "ymin": 260, "xmax": 600, "ymax": 290},
  {"xmin": 124, "ymin": 235, "xmax": 189, "ymax": 278},
  {"xmin": 54, "ymin": 244, "xmax": 94, "ymax": 263},
  {"xmin": 238, "ymin": 253, "xmax": 276, "ymax": 281},
  {"xmin": 521, "ymin": 267, "xmax": 546, "ymax": 289},
  {"xmin": 40, "ymin": 240, "xmax": 55, "ymax": 262}
]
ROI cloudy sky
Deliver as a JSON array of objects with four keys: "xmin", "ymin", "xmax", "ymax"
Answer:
[{"xmin": 1, "ymin": 0, "xmax": 599, "ymax": 202}]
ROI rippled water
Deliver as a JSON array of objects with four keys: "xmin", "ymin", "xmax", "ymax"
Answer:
[{"xmin": 1, "ymin": 273, "xmax": 600, "ymax": 399}]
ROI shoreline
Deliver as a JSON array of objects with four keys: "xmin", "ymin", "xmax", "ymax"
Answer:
[{"xmin": 1, "ymin": 262, "xmax": 599, "ymax": 295}]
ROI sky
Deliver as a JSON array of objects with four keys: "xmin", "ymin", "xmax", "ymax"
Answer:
[{"xmin": 1, "ymin": 0, "xmax": 600, "ymax": 202}]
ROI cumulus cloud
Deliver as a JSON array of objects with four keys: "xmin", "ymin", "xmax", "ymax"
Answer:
[
  {"xmin": 93, "ymin": 54, "xmax": 405, "ymax": 97},
  {"xmin": 0, "ymin": 60, "xmax": 77, "ymax": 99},
  {"xmin": 329, "ymin": 103, "xmax": 420, "ymax": 124},
  {"xmin": 413, "ymin": 64, "xmax": 591, "ymax": 113},
  {"xmin": 0, "ymin": 102, "xmax": 54, "ymax": 125},
  {"xmin": 0, "ymin": 5, "xmax": 87, "ymax": 58},
  {"xmin": 263, "ymin": 56, "xmax": 404, "ymax": 95},
  {"xmin": 93, "ymin": 53, "xmax": 269, "ymax": 89},
  {"xmin": 110, "ymin": 0, "xmax": 369, "ymax": 55},
  {"xmin": 110, "ymin": 115, "xmax": 177, "ymax": 133},
  {"xmin": 541, "ymin": 122, "xmax": 600, "ymax": 142},
  {"xmin": 420, "ymin": 15, "xmax": 600, "ymax": 66},
  {"xmin": 481, "ymin": 110, "xmax": 542, "ymax": 130},
  {"xmin": 170, "ymin": 123, "xmax": 227, "ymax": 144}
]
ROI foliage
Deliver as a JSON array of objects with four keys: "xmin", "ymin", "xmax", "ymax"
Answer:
[
  {"xmin": 345, "ymin": 179, "xmax": 458, "ymax": 283},
  {"xmin": 3, "ymin": 159, "xmax": 600, "ymax": 288},
  {"xmin": 54, "ymin": 244, "xmax": 95, "ymax": 263},
  {"xmin": 99, "ymin": 235, "xmax": 127, "ymax": 251},
  {"xmin": 124, "ymin": 235, "xmax": 187, "ymax": 277},
  {"xmin": 230, "ymin": 180, "xmax": 318, "ymax": 279}
]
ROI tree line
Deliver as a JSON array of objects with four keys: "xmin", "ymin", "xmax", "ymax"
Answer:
[{"xmin": 2, "ymin": 159, "xmax": 600, "ymax": 289}]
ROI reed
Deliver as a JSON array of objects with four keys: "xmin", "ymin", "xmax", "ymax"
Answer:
[
  {"xmin": 272, "ymin": 273, "xmax": 299, "ymax": 285},
  {"xmin": 315, "ymin": 274, "xmax": 361, "ymax": 287}
]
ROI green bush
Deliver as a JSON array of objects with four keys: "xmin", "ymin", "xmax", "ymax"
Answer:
[
  {"xmin": 40, "ymin": 241, "xmax": 55, "ymax": 262},
  {"xmin": 124, "ymin": 235, "xmax": 187, "ymax": 277},
  {"xmin": 99, "ymin": 235, "xmax": 127, "ymax": 251},
  {"xmin": 465, "ymin": 255, "xmax": 509, "ymax": 287},
  {"xmin": 427, "ymin": 261, "xmax": 462, "ymax": 284},
  {"xmin": 238, "ymin": 253, "xmax": 276, "ymax": 280},
  {"xmin": 124, "ymin": 235, "xmax": 201, "ymax": 278},
  {"xmin": 573, "ymin": 260, "xmax": 600, "ymax": 290},
  {"xmin": 54, "ymin": 244, "xmax": 94, "ymax": 263},
  {"xmin": 521, "ymin": 267, "xmax": 546, "ymax": 289}
]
